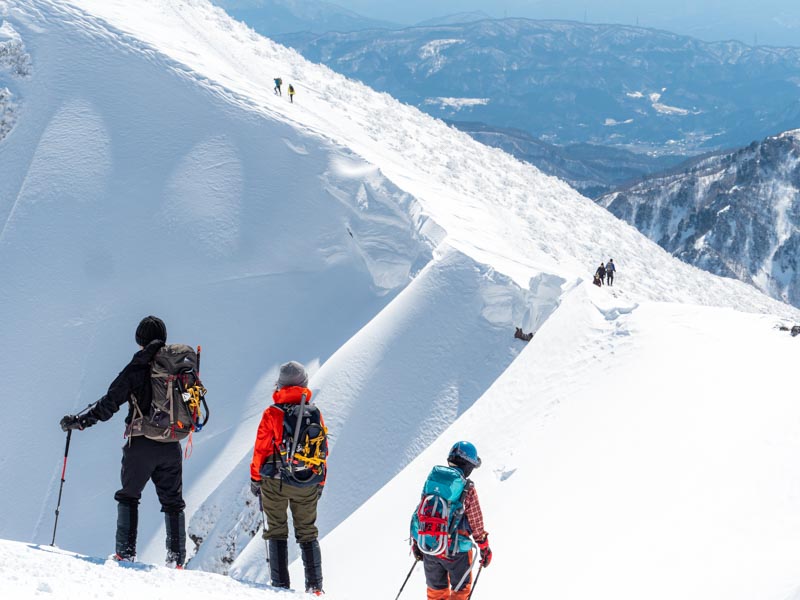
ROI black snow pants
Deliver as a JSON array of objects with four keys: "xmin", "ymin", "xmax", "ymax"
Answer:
[
  {"xmin": 114, "ymin": 437, "xmax": 185, "ymax": 562},
  {"xmin": 114, "ymin": 436, "xmax": 184, "ymax": 511},
  {"xmin": 423, "ymin": 550, "xmax": 474, "ymax": 595}
]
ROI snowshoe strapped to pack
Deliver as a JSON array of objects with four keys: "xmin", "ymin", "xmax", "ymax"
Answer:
[
  {"xmin": 410, "ymin": 465, "xmax": 472, "ymax": 557},
  {"xmin": 128, "ymin": 344, "xmax": 208, "ymax": 442}
]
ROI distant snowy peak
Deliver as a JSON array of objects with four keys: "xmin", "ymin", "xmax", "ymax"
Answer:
[{"xmin": 600, "ymin": 130, "xmax": 800, "ymax": 306}]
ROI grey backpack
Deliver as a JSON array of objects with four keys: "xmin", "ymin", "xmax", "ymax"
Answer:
[{"xmin": 129, "ymin": 344, "xmax": 208, "ymax": 442}]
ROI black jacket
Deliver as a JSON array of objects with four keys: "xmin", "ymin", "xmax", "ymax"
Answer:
[{"xmin": 87, "ymin": 340, "xmax": 164, "ymax": 425}]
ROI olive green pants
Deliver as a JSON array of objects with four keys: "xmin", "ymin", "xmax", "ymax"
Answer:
[{"xmin": 260, "ymin": 478, "xmax": 319, "ymax": 543}]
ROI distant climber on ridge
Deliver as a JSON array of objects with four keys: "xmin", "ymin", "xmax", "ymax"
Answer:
[
  {"xmin": 606, "ymin": 258, "xmax": 616, "ymax": 286},
  {"xmin": 288, "ymin": 83, "xmax": 295, "ymax": 103},
  {"xmin": 595, "ymin": 262, "xmax": 606, "ymax": 285},
  {"xmin": 274, "ymin": 77, "xmax": 282, "ymax": 96}
]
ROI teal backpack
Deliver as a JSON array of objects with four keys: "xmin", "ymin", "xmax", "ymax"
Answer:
[{"xmin": 410, "ymin": 465, "xmax": 472, "ymax": 557}]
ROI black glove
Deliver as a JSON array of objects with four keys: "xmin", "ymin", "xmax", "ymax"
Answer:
[
  {"xmin": 60, "ymin": 414, "xmax": 96, "ymax": 432},
  {"xmin": 317, "ymin": 485, "xmax": 324, "ymax": 500},
  {"xmin": 411, "ymin": 540, "xmax": 423, "ymax": 561},
  {"xmin": 250, "ymin": 479, "xmax": 261, "ymax": 497}
]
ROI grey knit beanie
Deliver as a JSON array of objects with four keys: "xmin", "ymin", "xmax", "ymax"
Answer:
[{"xmin": 276, "ymin": 361, "xmax": 309, "ymax": 389}]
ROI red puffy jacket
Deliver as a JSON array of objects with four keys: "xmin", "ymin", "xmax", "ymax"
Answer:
[{"xmin": 250, "ymin": 386, "xmax": 326, "ymax": 482}]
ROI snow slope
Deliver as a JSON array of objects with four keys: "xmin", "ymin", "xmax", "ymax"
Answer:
[
  {"xmin": 3, "ymin": 289, "xmax": 800, "ymax": 600},
  {"xmin": 321, "ymin": 287, "xmax": 800, "ymax": 600},
  {"xmin": 0, "ymin": 540, "xmax": 299, "ymax": 600},
  {"xmin": 0, "ymin": 1, "xmax": 798, "ymax": 598}
]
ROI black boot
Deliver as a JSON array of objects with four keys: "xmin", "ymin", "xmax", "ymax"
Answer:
[
  {"xmin": 164, "ymin": 511, "xmax": 186, "ymax": 567},
  {"xmin": 115, "ymin": 501, "xmax": 138, "ymax": 561},
  {"xmin": 300, "ymin": 540, "xmax": 323, "ymax": 594},
  {"xmin": 268, "ymin": 539, "xmax": 290, "ymax": 589}
]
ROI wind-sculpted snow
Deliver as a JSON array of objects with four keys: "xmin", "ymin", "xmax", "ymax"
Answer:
[
  {"xmin": 54, "ymin": 0, "xmax": 797, "ymax": 318},
  {"xmin": 0, "ymin": 1, "xmax": 798, "ymax": 596},
  {"xmin": 0, "ymin": 0, "xmax": 433, "ymax": 564},
  {"xmin": 227, "ymin": 247, "xmax": 532, "ymax": 579}
]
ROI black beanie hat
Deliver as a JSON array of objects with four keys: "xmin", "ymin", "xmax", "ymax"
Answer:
[{"xmin": 135, "ymin": 316, "xmax": 167, "ymax": 347}]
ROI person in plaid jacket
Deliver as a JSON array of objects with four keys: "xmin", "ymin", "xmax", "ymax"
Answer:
[{"xmin": 412, "ymin": 441, "xmax": 492, "ymax": 600}]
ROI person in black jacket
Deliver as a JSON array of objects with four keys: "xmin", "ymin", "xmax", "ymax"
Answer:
[
  {"xmin": 595, "ymin": 262, "xmax": 606, "ymax": 285},
  {"xmin": 59, "ymin": 316, "xmax": 186, "ymax": 567},
  {"xmin": 605, "ymin": 258, "xmax": 616, "ymax": 286}
]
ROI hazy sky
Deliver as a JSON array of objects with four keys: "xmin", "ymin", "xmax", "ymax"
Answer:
[{"xmin": 334, "ymin": 0, "xmax": 800, "ymax": 46}]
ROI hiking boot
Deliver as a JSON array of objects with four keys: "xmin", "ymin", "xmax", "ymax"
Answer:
[
  {"xmin": 164, "ymin": 511, "xmax": 186, "ymax": 568},
  {"xmin": 268, "ymin": 539, "xmax": 290, "ymax": 588},
  {"xmin": 165, "ymin": 551, "xmax": 183, "ymax": 569},
  {"xmin": 109, "ymin": 552, "xmax": 135, "ymax": 563},
  {"xmin": 300, "ymin": 540, "xmax": 323, "ymax": 595},
  {"xmin": 115, "ymin": 502, "xmax": 138, "ymax": 563}
]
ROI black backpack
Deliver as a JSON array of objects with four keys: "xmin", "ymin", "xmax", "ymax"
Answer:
[
  {"xmin": 274, "ymin": 396, "xmax": 327, "ymax": 487},
  {"xmin": 129, "ymin": 344, "xmax": 208, "ymax": 442}
]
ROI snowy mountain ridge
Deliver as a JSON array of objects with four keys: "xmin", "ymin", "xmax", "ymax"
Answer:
[
  {"xmin": 601, "ymin": 129, "xmax": 800, "ymax": 307},
  {"xmin": 0, "ymin": 1, "xmax": 799, "ymax": 599},
  {"xmin": 32, "ymin": 0, "xmax": 797, "ymax": 311}
]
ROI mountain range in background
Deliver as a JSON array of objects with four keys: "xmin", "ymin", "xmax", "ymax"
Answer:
[
  {"xmin": 448, "ymin": 121, "xmax": 687, "ymax": 198},
  {"xmin": 600, "ymin": 129, "xmax": 800, "ymax": 308},
  {"xmin": 208, "ymin": 1, "xmax": 800, "ymax": 195},
  {"xmin": 273, "ymin": 19, "xmax": 800, "ymax": 155},
  {"xmin": 3, "ymin": 2, "xmax": 800, "ymax": 598},
  {"xmin": 210, "ymin": 0, "xmax": 495, "ymax": 34},
  {"xmin": 210, "ymin": 0, "xmax": 397, "ymax": 35},
  {"xmin": 210, "ymin": 1, "xmax": 800, "ymax": 305}
]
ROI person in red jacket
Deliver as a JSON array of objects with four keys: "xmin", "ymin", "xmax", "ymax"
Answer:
[{"xmin": 250, "ymin": 361, "xmax": 326, "ymax": 595}]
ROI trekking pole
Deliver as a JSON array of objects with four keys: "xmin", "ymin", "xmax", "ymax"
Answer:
[
  {"xmin": 260, "ymin": 508, "xmax": 270, "ymax": 556},
  {"xmin": 467, "ymin": 565, "xmax": 483, "ymax": 600},
  {"xmin": 51, "ymin": 403, "xmax": 94, "ymax": 546},
  {"xmin": 51, "ymin": 429, "xmax": 73, "ymax": 546},
  {"xmin": 394, "ymin": 558, "xmax": 419, "ymax": 600}
]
